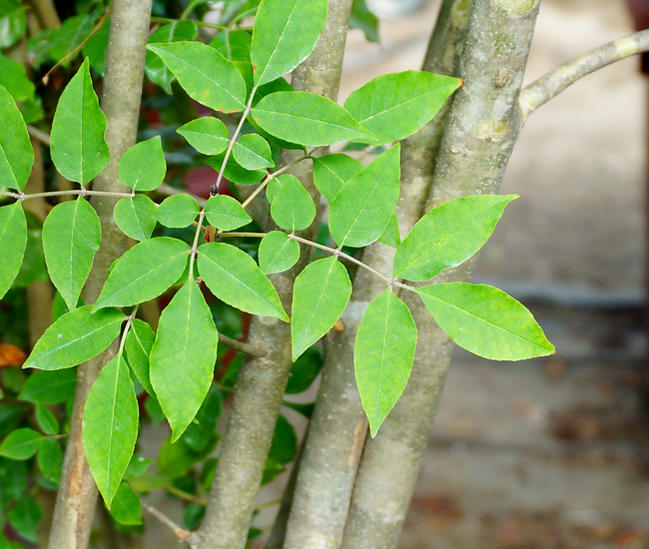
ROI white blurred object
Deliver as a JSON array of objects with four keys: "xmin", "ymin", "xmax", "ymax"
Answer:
[{"xmin": 365, "ymin": 0, "xmax": 426, "ymax": 18}]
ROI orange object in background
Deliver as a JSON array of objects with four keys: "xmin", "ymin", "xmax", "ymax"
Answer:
[{"xmin": 0, "ymin": 344, "xmax": 27, "ymax": 367}]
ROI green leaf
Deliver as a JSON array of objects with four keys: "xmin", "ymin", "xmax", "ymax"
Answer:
[
  {"xmin": 345, "ymin": 71, "xmax": 461, "ymax": 144},
  {"xmin": 8, "ymin": 497, "xmax": 41, "ymax": 543},
  {"xmin": 206, "ymin": 153, "xmax": 266, "ymax": 185},
  {"xmin": 0, "ymin": 54, "xmax": 34, "ymax": 101},
  {"xmin": 36, "ymin": 11, "xmax": 98, "ymax": 66},
  {"xmin": 124, "ymin": 319, "xmax": 155, "ymax": 396},
  {"xmin": 416, "ymin": 282, "xmax": 555, "ymax": 360},
  {"xmin": 349, "ymin": 0, "xmax": 379, "ymax": 43},
  {"xmin": 156, "ymin": 436, "xmax": 216, "ymax": 478},
  {"xmin": 210, "ymin": 29, "xmax": 251, "ymax": 62},
  {"xmin": 183, "ymin": 387, "xmax": 222, "ymax": 452},
  {"xmin": 329, "ymin": 144, "xmax": 400, "ymax": 247},
  {"xmin": 355, "ymin": 290, "xmax": 416, "ymax": 437},
  {"xmin": 50, "ymin": 59, "xmax": 109, "ymax": 184},
  {"xmin": 198, "ymin": 242, "xmax": 288, "ymax": 321},
  {"xmin": 269, "ymin": 415, "xmax": 297, "ymax": 464},
  {"xmin": 147, "ymin": 41, "xmax": 247, "ymax": 112},
  {"xmin": 18, "ymin": 369, "xmax": 76, "ymax": 404},
  {"xmin": 150, "ymin": 280, "xmax": 218, "ymax": 442},
  {"xmin": 0, "ymin": 85, "xmax": 33, "ymax": 191},
  {"xmin": 0, "ymin": 0, "xmax": 26, "ymax": 49},
  {"xmin": 393, "ymin": 194, "xmax": 518, "ymax": 281},
  {"xmin": 124, "ymin": 455, "xmax": 153, "ymax": 480},
  {"xmin": 291, "ymin": 257, "xmax": 351, "ymax": 360},
  {"xmin": 286, "ymin": 346, "xmax": 323, "ymax": 394},
  {"xmin": 82, "ymin": 16, "xmax": 110, "ymax": 76},
  {"xmin": 83, "ymin": 355, "xmax": 139, "ymax": 507},
  {"xmin": 270, "ymin": 174, "xmax": 315, "ymax": 231},
  {"xmin": 35, "ymin": 405, "xmax": 58, "ymax": 435},
  {"xmin": 204, "ymin": 195, "xmax": 251, "ymax": 231},
  {"xmin": 258, "ymin": 231, "xmax": 300, "ymax": 275},
  {"xmin": 312, "ymin": 153, "xmax": 362, "ymax": 203},
  {"xmin": 145, "ymin": 21, "xmax": 198, "ymax": 93},
  {"xmin": 113, "ymin": 195, "xmax": 157, "ymax": 241},
  {"xmin": 43, "ymin": 198, "xmax": 101, "ymax": 310},
  {"xmin": 251, "ymin": 0, "xmax": 328, "ymax": 86},
  {"xmin": 156, "ymin": 194, "xmax": 200, "ymax": 228},
  {"xmin": 177, "ymin": 117, "xmax": 229, "ymax": 156},
  {"xmin": 0, "ymin": 429, "xmax": 42, "ymax": 460},
  {"xmin": 233, "ymin": 133, "xmax": 274, "ymax": 170},
  {"xmin": 108, "ymin": 483, "xmax": 142, "ymax": 526},
  {"xmin": 24, "ymin": 306, "xmax": 126, "ymax": 371},
  {"xmin": 37, "ymin": 439, "xmax": 62, "ymax": 483},
  {"xmin": 94, "ymin": 237, "xmax": 190, "ymax": 310},
  {"xmin": 119, "ymin": 136, "xmax": 166, "ymax": 191},
  {"xmin": 378, "ymin": 213, "xmax": 401, "ymax": 248},
  {"xmin": 251, "ymin": 91, "xmax": 373, "ymax": 146},
  {"xmin": 0, "ymin": 202, "xmax": 27, "ymax": 299}
]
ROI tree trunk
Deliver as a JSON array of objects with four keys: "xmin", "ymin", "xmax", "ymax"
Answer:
[
  {"xmin": 341, "ymin": 1, "xmax": 540, "ymax": 547},
  {"xmin": 47, "ymin": 2, "xmax": 152, "ymax": 547},
  {"xmin": 195, "ymin": 2, "xmax": 354, "ymax": 548}
]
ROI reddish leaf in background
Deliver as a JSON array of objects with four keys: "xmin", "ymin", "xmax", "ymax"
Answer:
[{"xmin": 0, "ymin": 344, "xmax": 27, "ymax": 367}]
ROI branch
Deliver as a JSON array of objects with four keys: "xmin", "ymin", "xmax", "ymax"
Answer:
[
  {"xmin": 195, "ymin": 2, "xmax": 354, "ymax": 547},
  {"xmin": 141, "ymin": 502, "xmax": 196, "ymax": 545},
  {"xmin": 47, "ymin": 2, "xmax": 153, "ymax": 548},
  {"xmin": 28, "ymin": 125, "xmax": 50, "ymax": 146},
  {"xmin": 284, "ymin": 2, "xmax": 473, "ymax": 547},
  {"xmin": 342, "ymin": 1, "xmax": 540, "ymax": 547},
  {"xmin": 217, "ymin": 334, "xmax": 263, "ymax": 357},
  {"xmin": 520, "ymin": 28, "xmax": 649, "ymax": 119}
]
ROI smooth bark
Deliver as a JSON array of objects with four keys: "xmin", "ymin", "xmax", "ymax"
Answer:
[
  {"xmin": 47, "ymin": 2, "xmax": 152, "ymax": 548},
  {"xmin": 341, "ymin": 1, "xmax": 540, "ymax": 547},
  {"xmin": 195, "ymin": 3, "xmax": 354, "ymax": 548},
  {"xmin": 281, "ymin": 3, "xmax": 471, "ymax": 548}
]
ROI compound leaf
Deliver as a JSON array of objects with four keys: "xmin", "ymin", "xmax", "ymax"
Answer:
[
  {"xmin": 119, "ymin": 136, "xmax": 166, "ymax": 191},
  {"xmin": 0, "ymin": 428, "xmax": 42, "ymax": 460},
  {"xmin": 251, "ymin": 91, "xmax": 373, "ymax": 147},
  {"xmin": 0, "ymin": 84, "xmax": 33, "ymax": 191},
  {"xmin": 270, "ymin": 174, "xmax": 315, "ymax": 231},
  {"xmin": 393, "ymin": 194, "xmax": 517, "ymax": 281},
  {"xmin": 233, "ymin": 133, "xmax": 273, "ymax": 170},
  {"xmin": 156, "ymin": 194, "xmax": 200, "ymax": 228},
  {"xmin": 204, "ymin": 195, "xmax": 251, "ymax": 231},
  {"xmin": 258, "ymin": 231, "xmax": 300, "ymax": 275},
  {"xmin": 147, "ymin": 41, "xmax": 247, "ymax": 112},
  {"xmin": 43, "ymin": 198, "xmax": 101, "ymax": 310},
  {"xmin": 150, "ymin": 280, "xmax": 218, "ymax": 442},
  {"xmin": 312, "ymin": 153, "xmax": 362, "ymax": 203},
  {"xmin": 94, "ymin": 238, "xmax": 190, "ymax": 311},
  {"xmin": 113, "ymin": 195, "xmax": 157, "ymax": 241},
  {"xmin": 24, "ymin": 306, "xmax": 126, "ymax": 370},
  {"xmin": 0, "ymin": 202, "xmax": 27, "ymax": 299},
  {"xmin": 198, "ymin": 242, "xmax": 288, "ymax": 321},
  {"xmin": 145, "ymin": 20, "xmax": 198, "ymax": 93},
  {"xmin": 83, "ymin": 355, "xmax": 138, "ymax": 507},
  {"xmin": 354, "ymin": 289, "xmax": 416, "ymax": 437},
  {"xmin": 344, "ymin": 71, "xmax": 461, "ymax": 144},
  {"xmin": 329, "ymin": 144, "xmax": 400, "ymax": 247},
  {"xmin": 124, "ymin": 319, "xmax": 155, "ymax": 397},
  {"xmin": 251, "ymin": 0, "xmax": 328, "ymax": 86},
  {"xmin": 50, "ymin": 59, "xmax": 109, "ymax": 184},
  {"xmin": 177, "ymin": 117, "xmax": 229, "ymax": 156},
  {"xmin": 416, "ymin": 282, "xmax": 555, "ymax": 360},
  {"xmin": 291, "ymin": 256, "xmax": 351, "ymax": 360}
]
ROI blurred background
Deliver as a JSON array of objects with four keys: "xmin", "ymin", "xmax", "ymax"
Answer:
[{"xmin": 335, "ymin": 0, "xmax": 649, "ymax": 547}]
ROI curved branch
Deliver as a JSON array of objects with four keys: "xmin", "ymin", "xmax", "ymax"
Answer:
[{"xmin": 520, "ymin": 28, "xmax": 649, "ymax": 119}]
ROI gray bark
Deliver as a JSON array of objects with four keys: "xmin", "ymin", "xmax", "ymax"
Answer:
[
  {"xmin": 47, "ymin": 2, "xmax": 152, "ymax": 548},
  {"xmin": 281, "ymin": 3, "xmax": 471, "ymax": 548},
  {"xmin": 195, "ymin": 3, "xmax": 353, "ymax": 548},
  {"xmin": 341, "ymin": 1, "xmax": 540, "ymax": 547}
]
